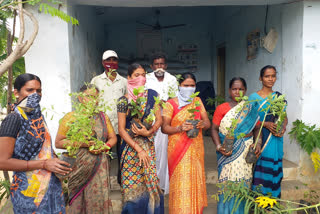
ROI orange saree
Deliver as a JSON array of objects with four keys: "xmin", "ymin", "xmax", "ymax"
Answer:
[{"xmin": 163, "ymin": 97, "xmax": 207, "ymax": 214}]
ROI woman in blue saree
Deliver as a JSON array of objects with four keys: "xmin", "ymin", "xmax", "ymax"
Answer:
[
  {"xmin": 211, "ymin": 77, "xmax": 261, "ymax": 214},
  {"xmin": 250, "ymin": 65, "xmax": 288, "ymax": 198},
  {"xmin": 117, "ymin": 63, "xmax": 164, "ymax": 214},
  {"xmin": 0, "ymin": 73, "xmax": 70, "ymax": 213}
]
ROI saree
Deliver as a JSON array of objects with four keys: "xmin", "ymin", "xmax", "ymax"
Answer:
[
  {"xmin": 117, "ymin": 89, "xmax": 164, "ymax": 214},
  {"xmin": 163, "ymin": 97, "xmax": 207, "ymax": 214},
  {"xmin": 214, "ymin": 101, "xmax": 260, "ymax": 214},
  {"xmin": 57, "ymin": 111, "xmax": 114, "ymax": 214},
  {"xmin": 250, "ymin": 92, "xmax": 285, "ymax": 198},
  {"xmin": 10, "ymin": 94, "xmax": 65, "ymax": 213}
]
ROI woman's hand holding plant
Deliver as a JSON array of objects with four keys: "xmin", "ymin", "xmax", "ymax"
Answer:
[
  {"xmin": 217, "ymin": 146, "xmax": 232, "ymax": 156},
  {"xmin": 264, "ymin": 122, "xmax": 278, "ymax": 134},
  {"xmin": 132, "ymin": 123, "xmax": 151, "ymax": 137},
  {"xmin": 251, "ymin": 143, "xmax": 261, "ymax": 157},
  {"xmin": 196, "ymin": 120, "xmax": 205, "ymax": 129},
  {"xmin": 181, "ymin": 121, "xmax": 193, "ymax": 132},
  {"xmin": 44, "ymin": 158, "xmax": 72, "ymax": 175}
]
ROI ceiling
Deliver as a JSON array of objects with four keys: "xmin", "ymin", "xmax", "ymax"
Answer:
[{"xmin": 69, "ymin": 0, "xmax": 294, "ymax": 7}]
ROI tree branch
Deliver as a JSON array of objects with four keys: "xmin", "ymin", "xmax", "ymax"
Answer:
[{"xmin": 0, "ymin": 1, "xmax": 38, "ymax": 77}]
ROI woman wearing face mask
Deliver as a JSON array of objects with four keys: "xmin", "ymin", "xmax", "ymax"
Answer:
[
  {"xmin": 162, "ymin": 72, "xmax": 210, "ymax": 214},
  {"xmin": 55, "ymin": 84, "xmax": 117, "ymax": 214},
  {"xmin": 211, "ymin": 77, "xmax": 261, "ymax": 214},
  {"xmin": 0, "ymin": 73, "xmax": 70, "ymax": 213},
  {"xmin": 117, "ymin": 63, "xmax": 164, "ymax": 214}
]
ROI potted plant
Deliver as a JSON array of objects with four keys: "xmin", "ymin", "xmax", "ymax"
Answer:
[
  {"xmin": 245, "ymin": 93, "xmax": 287, "ymax": 163},
  {"xmin": 57, "ymin": 88, "xmax": 110, "ymax": 179},
  {"xmin": 185, "ymin": 92, "xmax": 201, "ymax": 138}
]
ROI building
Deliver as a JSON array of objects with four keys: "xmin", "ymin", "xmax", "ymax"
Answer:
[{"xmin": 24, "ymin": 0, "xmax": 320, "ymax": 185}]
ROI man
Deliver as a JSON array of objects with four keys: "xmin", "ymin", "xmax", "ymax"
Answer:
[
  {"xmin": 145, "ymin": 53, "xmax": 178, "ymax": 194},
  {"xmin": 91, "ymin": 50, "xmax": 127, "ymax": 182}
]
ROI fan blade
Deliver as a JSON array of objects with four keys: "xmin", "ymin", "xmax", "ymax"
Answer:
[
  {"xmin": 136, "ymin": 21, "xmax": 154, "ymax": 28},
  {"xmin": 160, "ymin": 24, "xmax": 186, "ymax": 29}
]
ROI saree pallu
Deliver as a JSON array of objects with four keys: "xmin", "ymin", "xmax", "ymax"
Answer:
[
  {"xmin": 118, "ymin": 89, "xmax": 164, "ymax": 214},
  {"xmin": 57, "ymin": 111, "xmax": 114, "ymax": 214},
  {"xmin": 250, "ymin": 92, "xmax": 285, "ymax": 198},
  {"xmin": 10, "ymin": 103, "xmax": 65, "ymax": 213},
  {"xmin": 163, "ymin": 97, "xmax": 207, "ymax": 214},
  {"xmin": 216, "ymin": 101, "xmax": 259, "ymax": 214}
]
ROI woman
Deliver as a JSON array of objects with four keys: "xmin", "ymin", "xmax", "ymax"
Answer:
[
  {"xmin": 55, "ymin": 84, "xmax": 117, "ymax": 213},
  {"xmin": 211, "ymin": 77, "xmax": 261, "ymax": 214},
  {"xmin": 162, "ymin": 72, "xmax": 210, "ymax": 214},
  {"xmin": 250, "ymin": 65, "xmax": 288, "ymax": 198},
  {"xmin": 0, "ymin": 73, "xmax": 70, "ymax": 213},
  {"xmin": 117, "ymin": 63, "xmax": 163, "ymax": 214}
]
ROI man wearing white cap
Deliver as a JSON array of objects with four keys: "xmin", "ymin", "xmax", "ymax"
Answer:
[{"xmin": 91, "ymin": 50, "xmax": 127, "ymax": 182}]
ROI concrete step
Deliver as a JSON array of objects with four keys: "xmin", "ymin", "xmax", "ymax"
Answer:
[{"xmin": 283, "ymin": 159, "xmax": 299, "ymax": 181}]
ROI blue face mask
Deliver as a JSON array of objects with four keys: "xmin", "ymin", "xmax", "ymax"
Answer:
[{"xmin": 177, "ymin": 86, "xmax": 196, "ymax": 109}]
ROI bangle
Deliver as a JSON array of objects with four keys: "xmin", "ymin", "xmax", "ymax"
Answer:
[
  {"xmin": 138, "ymin": 149, "xmax": 144, "ymax": 153},
  {"xmin": 106, "ymin": 142, "xmax": 112, "ymax": 149},
  {"xmin": 42, "ymin": 159, "xmax": 47, "ymax": 170},
  {"xmin": 26, "ymin": 161, "xmax": 29, "ymax": 171},
  {"xmin": 216, "ymin": 144, "xmax": 222, "ymax": 151},
  {"xmin": 177, "ymin": 126, "xmax": 182, "ymax": 132}
]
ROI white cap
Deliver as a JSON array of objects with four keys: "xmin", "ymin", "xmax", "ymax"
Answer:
[{"xmin": 102, "ymin": 50, "xmax": 118, "ymax": 60}]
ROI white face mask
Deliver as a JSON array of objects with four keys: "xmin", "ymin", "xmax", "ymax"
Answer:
[{"xmin": 177, "ymin": 86, "xmax": 196, "ymax": 108}]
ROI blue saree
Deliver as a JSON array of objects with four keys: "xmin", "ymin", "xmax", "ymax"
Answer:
[
  {"xmin": 250, "ymin": 91, "xmax": 285, "ymax": 198},
  {"xmin": 216, "ymin": 101, "xmax": 260, "ymax": 214}
]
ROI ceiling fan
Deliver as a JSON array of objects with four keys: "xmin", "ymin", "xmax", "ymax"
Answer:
[{"xmin": 136, "ymin": 9, "xmax": 186, "ymax": 31}]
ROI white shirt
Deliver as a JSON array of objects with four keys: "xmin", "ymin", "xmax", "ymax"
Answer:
[
  {"xmin": 91, "ymin": 72, "xmax": 127, "ymax": 134},
  {"xmin": 145, "ymin": 72, "xmax": 178, "ymax": 101}
]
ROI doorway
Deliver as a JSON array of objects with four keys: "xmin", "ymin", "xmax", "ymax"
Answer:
[{"xmin": 217, "ymin": 45, "xmax": 226, "ymax": 98}]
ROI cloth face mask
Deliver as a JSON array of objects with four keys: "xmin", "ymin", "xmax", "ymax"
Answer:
[
  {"xmin": 127, "ymin": 76, "xmax": 146, "ymax": 102},
  {"xmin": 177, "ymin": 86, "xmax": 196, "ymax": 109}
]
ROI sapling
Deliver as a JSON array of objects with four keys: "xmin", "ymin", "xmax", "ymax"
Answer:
[
  {"xmin": 245, "ymin": 93, "xmax": 287, "ymax": 163},
  {"xmin": 185, "ymin": 91, "xmax": 201, "ymax": 138},
  {"xmin": 62, "ymin": 86, "xmax": 111, "ymax": 160}
]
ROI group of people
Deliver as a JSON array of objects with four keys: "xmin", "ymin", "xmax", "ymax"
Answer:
[{"xmin": 0, "ymin": 49, "xmax": 287, "ymax": 214}]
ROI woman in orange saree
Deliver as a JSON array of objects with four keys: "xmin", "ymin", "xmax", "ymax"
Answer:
[{"xmin": 162, "ymin": 72, "xmax": 211, "ymax": 214}]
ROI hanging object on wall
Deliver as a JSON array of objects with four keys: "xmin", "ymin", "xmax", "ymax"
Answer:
[
  {"xmin": 247, "ymin": 29, "xmax": 260, "ymax": 60},
  {"xmin": 176, "ymin": 43, "xmax": 198, "ymax": 71},
  {"xmin": 263, "ymin": 28, "xmax": 278, "ymax": 53}
]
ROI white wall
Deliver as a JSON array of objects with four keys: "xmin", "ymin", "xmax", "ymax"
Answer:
[
  {"xmin": 213, "ymin": 5, "xmax": 283, "ymax": 95},
  {"xmin": 67, "ymin": 5, "xmax": 107, "ymax": 92},
  {"xmin": 24, "ymin": 3, "xmax": 72, "ymax": 144},
  {"xmin": 298, "ymin": 0, "xmax": 320, "ymax": 183},
  {"xmin": 281, "ymin": 2, "xmax": 303, "ymax": 164}
]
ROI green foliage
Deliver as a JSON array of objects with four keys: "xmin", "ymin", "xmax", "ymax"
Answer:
[
  {"xmin": 289, "ymin": 120, "xmax": 320, "ymax": 155},
  {"xmin": 214, "ymin": 180, "xmax": 320, "ymax": 213},
  {"xmin": 127, "ymin": 86, "xmax": 146, "ymax": 120},
  {"xmin": 251, "ymin": 93, "xmax": 287, "ymax": 149},
  {"xmin": 206, "ymin": 95, "xmax": 225, "ymax": 121},
  {"xmin": 0, "ymin": 179, "xmax": 10, "ymax": 203},
  {"xmin": 63, "ymin": 86, "xmax": 110, "ymax": 157},
  {"xmin": 187, "ymin": 92, "xmax": 200, "ymax": 120}
]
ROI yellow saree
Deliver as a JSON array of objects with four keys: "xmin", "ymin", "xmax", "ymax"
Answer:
[{"xmin": 163, "ymin": 97, "xmax": 207, "ymax": 214}]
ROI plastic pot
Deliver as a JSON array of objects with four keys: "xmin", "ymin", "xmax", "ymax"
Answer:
[
  {"xmin": 222, "ymin": 137, "xmax": 234, "ymax": 153},
  {"xmin": 55, "ymin": 152, "xmax": 76, "ymax": 180},
  {"xmin": 245, "ymin": 147, "xmax": 257, "ymax": 164},
  {"xmin": 128, "ymin": 119, "xmax": 152, "ymax": 137},
  {"xmin": 186, "ymin": 119, "xmax": 200, "ymax": 139}
]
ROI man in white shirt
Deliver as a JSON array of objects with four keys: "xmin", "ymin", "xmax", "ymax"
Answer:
[
  {"xmin": 91, "ymin": 50, "xmax": 127, "ymax": 182},
  {"xmin": 145, "ymin": 53, "xmax": 178, "ymax": 194}
]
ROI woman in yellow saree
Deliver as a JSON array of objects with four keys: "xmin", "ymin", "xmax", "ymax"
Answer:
[{"xmin": 162, "ymin": 72, "xmax": 211, "ymax": 214}]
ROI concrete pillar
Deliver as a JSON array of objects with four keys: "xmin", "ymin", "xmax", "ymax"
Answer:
[{"xmin": 24, "ymin": 3, "xmax": 72, "ymax": 146}]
